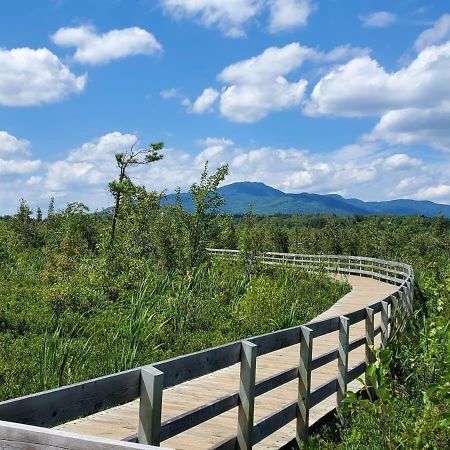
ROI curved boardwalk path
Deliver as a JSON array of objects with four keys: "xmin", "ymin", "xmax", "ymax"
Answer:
[{"xmin": 56, "ymin": 275, "xmax": 397, "ymax": 449}]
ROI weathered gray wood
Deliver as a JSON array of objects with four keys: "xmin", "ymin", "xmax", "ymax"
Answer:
[
  {"xmin": 409, "ymin": 278, "xmax": 415, "ymax": 310},
  {"xmin": 138, "ymin": 366, "xmax": 164, "ymax": 446},
  {"xmin": 251, "ymin": 325, "xmax": 300, "ymax": 355},
  {"xmin": 391, "ymin": 294, "xmax": 399, "ymax": 335},
  {"xmin": 0, "ymin": 368, "xmax": 141, "ymax": 427},
  {"xmin": 237, "ymin": 340, "xmax": 257, "ymax": 450},
  {"xmin": 161, "ymin": 364, "xmax": 300, "ymax": 441},
  {"xmin": 306, "ymin": 316, "xmax": 340, "ymax": 337},
  {"xmin": 347, "ymin": 361, "xmax": 366, "ymax": 382},
  {"xmin": 154, "ymin": 341, "xmax": 241, "ymax": 388},
  {"xmin": 254, "ymin": 367, "xmax": 298, "ymax": 397},
  {"xmin": 297, "ymin": 326, "xmax": 313, "ymax": 444},
  {"xmin": 406, "ymin": 282, "xmax": 413, "ymax": 316},
  {"xmin": 253, "ymin": 401, "xmax": 297, "ymax": 445},
  {"xmin": 310, "ymin": 378, "xmax": 338, "ymax": 408},
  {"xmin": 399, "ymin": 289, "xmax": 407, "ymax": 322},
  {"xmin": 348, "ymin": 335, "xmax": 366, "ymax": 352},
  {"xmin": 345, "ymin": 308, "xmax": 366, "ymax": 325},
  {"xmin": 212, "ymin": 436, "xmax": 237, "ymax": 450},
  {"xmin": 401, "ymin": 286, "xmax": 409, "ymax": 317},
  {"xmin": 312, "ymin": 348, "xmax": 338, "ymax": 370},
  {"xmin": 337, "ymin": 316, "xmax": 350, "ymax": 407},
  {"xmin": 365, "ymin": 307, "xmax": 375, "ymax": 387},
  {"xmin": 0, "ymin": 420, "xmax": 162, "ymax": 450},
  {"xmin": 381, "ymin": 301, "xmax": 389, "ymax": 348},
  {"xmin": 160, "ymin": 393, "xmax": 239, "ymax": 441}
]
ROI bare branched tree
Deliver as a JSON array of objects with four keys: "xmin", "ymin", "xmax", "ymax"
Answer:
[{"xmin": 109, "ymin": 141, "xmax": 164, "ymax": 246}]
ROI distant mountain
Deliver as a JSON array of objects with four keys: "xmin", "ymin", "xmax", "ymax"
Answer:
[{"xmin": 164, "ymin": 181, "xmax": 450, "ymax": 217}]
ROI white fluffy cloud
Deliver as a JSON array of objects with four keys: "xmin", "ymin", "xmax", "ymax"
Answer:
[
  {"xmin": 219, "ymin": 42, "xmax": 314, "ymax": 85},
  {"xmin": 268, "ymin": 0, "xmax": 314, "ymax": 33},
  {"xmin": 161, "ymin": 0, "xmax": 262, "ymax": 37},
  {"xmin": 413, "ymin": 184, "xmax": 450, "ymax": 201},
  {"xmin": 220, "ymin": 78, "xmax": 307, "ymax": 123},
  {"xmin": 216, "ymin": 43, "xmax": 311, "ymax": 122},
  {"xmin": 46, "ymin": 132, "xmax": 138, "ymax": 193},
  {"xmin": 0, "ymin": 131, "xmax": 30, "ymax": 156},
  {"xmin": 360, "ymin": 11, "xmax": 396, "ymax": 28},
  {"xmin": 190, "ymin": 42, "xmax": 368, "ymax": 122},
  {"xmin": 191, "ymin": 87, "xmax": 219, "ymax": 113},
  {"xmin": 0, "ymin": 159, "xmax": 42, "ymax": 175},
  {"xmin": 382, "ymin": 153, "xmax": 421, "ymax": 170},
  {"xmin": 414, "ymin": 14, "xmax": 450, "ymax": 50},
  {"xmin": 306, "ymin": 44, "xmax": 450, "ymax": 117},
  {"xmin": 0, "ymin": 48, "xmax": 86, "ymax": 106},
  {"xmin": 299, "ymin": 15, "xmax": 450, "ymax": 154},
  {"xmin": 0, "ymin": 131, "xmax": 42, "ymax": 215},
  {"xmin": 195, "ymin": 139, "xmax": 450, "ymax": 203},
  {"xmin": 161, "ymin": 0, "xmax": 315, "ymax": 36},
  {"xmin": 371, "ymin": 104, "xmax": 450, "ymax": 152},
  {"xmin": 51, "ymin": 25, "xmax": 162, "ymax": 65},
  {"xmin": 304, "ymin": 39, "xmax": 450, "ymax": 153},
  {"xmin": 1, "ymin": 132, "xmax": 449, "ymax": 214}
]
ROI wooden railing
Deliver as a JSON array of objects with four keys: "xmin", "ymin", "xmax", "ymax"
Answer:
[{"xmin": 0, "ymin": 250, "xmax": 414, "ymax": 450}]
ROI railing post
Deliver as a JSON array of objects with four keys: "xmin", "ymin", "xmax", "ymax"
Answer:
[
  {"xmin": 337, "ymin": 316, "xmax": 350, "ymax": 407},
  {"xmin": 138, "ymin": 366, "xmax": 164, "ymax": 445},
  {"xmin": 401, "ymin": 286, "xmax": 408, "ymax": 317},
  {"xmin": 391, "ymin": 294, "xmax": 399, "ymax": 335},
  {"xmin": 237, "ymin": 340, "xmax": 257, "ymax": 450},
  {"xmin": 406, "ymin": 282, "xmax": 413, "ymax": 316},
  {"xmin": 365, "ymin": 307, "xmax": 375, "ymax": 382},
  {"xmin": 403, "ymin": 287, "xmax": 409, "ymax": 319},
  {"xmin": 297, "ymin": 326, "xmax": 313, "ymax": 444},
  {"xmin": 381, "ymin": 301, "xmax": 389, "ymax": 348}
]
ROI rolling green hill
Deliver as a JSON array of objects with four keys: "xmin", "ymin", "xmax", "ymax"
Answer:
[{"xmin": 164, "ymin": 181, "xmax": 450, "ymax": 217}]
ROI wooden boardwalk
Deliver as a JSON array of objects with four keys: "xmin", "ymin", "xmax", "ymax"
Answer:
[{"xmin": 56, "ymin": 275, "xmax": 397, "ymax": 449}]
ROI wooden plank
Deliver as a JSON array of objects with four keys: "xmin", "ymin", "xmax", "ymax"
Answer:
[
  {"xmin": 212, "ymin": 436, "xmax": 236, "ymax": 450},
  {"xmin": 312, "ymin": 348, "xmax": 338, "ymax": 370},
  {"xmin": 345, "ymin": 308, "xmax": 366, "ymax": 325},
  {"xmin": 307, "ymin": 316, "xmax": 339, "ymax": 338},
  {"xmin": 161, "ymin": 364, "xmax": 300, "ymax": 442},
  {"xmin": 251, "ymin": 326, "xmax": 300, "ymax": 356},
  {"xmin": 0, "ymin": 420, "xmax": 162, "ymax": 450},
  {"xmin": 347, "ymin": 362, "xmax": 365, "ymax": 382},
  {"xmin": 297, "ymin": 326, "xmax": 313, "ymax": 444},
  {"xmin": 154, "ymin": 341, "xmax": 241, "ymax": 389},
  {"xmin": 337, "ymin": 316, "xmax": 350, "ymax": 407},
  {"xmin": 348, "ymin": 335, "xmax": 365, "ymax": 352},
  {"xmin": 310, "ymin": 378, "xmax": 338, "ymax": 408},
  {"xmin": 254, "ymin": 368, "xmax": 297, "ymax": 397},
  {"xmin": 138, "ymin": 367, "xmax": 164, "ymax": 446},
  {"xmin": 0, "ymin": 368, "xmax": 141, "ymax": 427},
  {"xmin": 237, "ymin": 341, "xmax": 257, "ymax": 450},
  {"xmin": 253, "ymin": 402, "xmax": 297, "ymax": 445},
  {"xmin": 160, "ymin": 393, "xmax": 238, "ymax": 441}
]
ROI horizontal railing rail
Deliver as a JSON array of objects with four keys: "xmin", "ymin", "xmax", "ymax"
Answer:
[{"xmin": 0, "ymin": 250, "xmax": 414, "ymax": 449}]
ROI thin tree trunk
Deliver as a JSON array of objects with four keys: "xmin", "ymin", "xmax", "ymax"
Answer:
[{"xmin": 109, "ymin": 168, "xmax": 126, "ymax": 246}]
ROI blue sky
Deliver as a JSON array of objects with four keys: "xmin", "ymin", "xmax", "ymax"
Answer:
[{"xmin": 1, "ymin": 0, "xmax": 450, "ymax": 213}]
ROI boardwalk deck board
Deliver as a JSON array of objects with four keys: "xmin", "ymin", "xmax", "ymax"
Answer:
[{"xmin": 55, "ymin": 275, "xmax": 397, "ymax": 449}]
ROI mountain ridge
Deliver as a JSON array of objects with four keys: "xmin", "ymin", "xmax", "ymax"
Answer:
[{"xmin": 165, "ymin": 181, "xmax": 450, "ymax": 217}]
